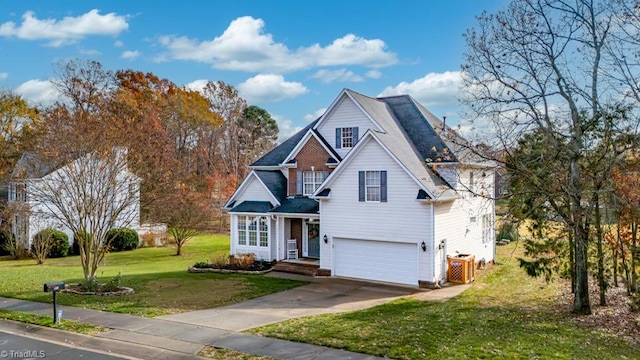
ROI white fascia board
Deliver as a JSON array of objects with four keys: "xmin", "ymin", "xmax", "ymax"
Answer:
[{"xmin": 312, "ymin": 89, "xmax": 384, "ymax": 133}]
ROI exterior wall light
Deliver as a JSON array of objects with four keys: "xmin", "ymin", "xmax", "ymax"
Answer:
[
  {"xmin": 324, "ymin": 235, "xmax": 328, "ymax": 244},
  {"xmin": 421, "ymin": 241, "xmax": 427, "ymax": 252}
]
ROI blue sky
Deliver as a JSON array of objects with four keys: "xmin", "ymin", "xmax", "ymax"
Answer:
[{"xmin": 0, "ymin": 1, "xmax": 508, "ymax": 138}]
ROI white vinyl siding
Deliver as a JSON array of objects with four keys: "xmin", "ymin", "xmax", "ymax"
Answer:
[
  {"xmin": 316, "ymin": 95, "xmax": 376, "ymax": 158},
  {"xmin": 434, "ymin": 169, "xmax": 495, "ymax": 265},
  {"xmin": 319, "ymin": 136, "xmax": 432, "ymax": 281},
  {"xmin": 234, "ymin": 175, "xmax": 277, "ymax": 206}
]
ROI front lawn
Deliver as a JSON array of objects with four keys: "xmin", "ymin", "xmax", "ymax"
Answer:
[
  {"xmin": 252, "ymin": 242, "xmax": 640, "ymax": 359},
  {"xmin": 0, "ymin": 234, "xmax": 304, "ymax": 317}
]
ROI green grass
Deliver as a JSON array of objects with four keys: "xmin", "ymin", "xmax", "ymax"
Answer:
[
  {"xmin": 252, "ymin": 242, "xmax": 640, "ymax": 359},
  {"xmin": 0, "ymin": 233, "xmax": 304, "ymax": 317},
  {"xmin": 0, "ymin": 309, "xmax": 104, "ymax": 334}
]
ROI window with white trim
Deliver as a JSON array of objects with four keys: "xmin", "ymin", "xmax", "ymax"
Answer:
[
  {"xmin": 303, "ymin": 171, "xmax": 326, "ymax": 195},
  {"xmin": 482, "ymin": 214, "xmax": 491, "ymax": 243},
  {"xmin": 341, "ymin": 127, "xmax": 354, "ymax": 148},
  {"xmin": 237, "ymin": 216, "xmax": 269, "ymax": 248},
  {"xmin": 365, "ymin": 171, "xmax": 381, "ymax": 202}
]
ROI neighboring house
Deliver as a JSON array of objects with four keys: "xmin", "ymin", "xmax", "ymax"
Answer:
[
  {"xmin": 224, "ymin": 89, "xmax": 495, "ymax": 287},
  {"xmin": 8, "ymin": 148, "xmax": 141, "ymax": 248}
]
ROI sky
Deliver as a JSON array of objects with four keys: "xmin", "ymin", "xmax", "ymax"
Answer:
[{"xmin": 0, "ymin": 1, "xmax": 509, "ymax": 139}]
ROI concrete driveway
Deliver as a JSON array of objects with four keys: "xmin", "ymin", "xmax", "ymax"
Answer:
[{"xmin": 157, "ymin": 275, "xmax": 419, "ymax": 331}]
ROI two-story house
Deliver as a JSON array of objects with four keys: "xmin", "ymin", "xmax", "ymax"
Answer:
[
  {"xmin": 224, "ymin": 89, "xmax": 495, "ymax": 287},
  {"xmin": 8, "ymin": 148, "xmax": 141, "ymax": 248}
]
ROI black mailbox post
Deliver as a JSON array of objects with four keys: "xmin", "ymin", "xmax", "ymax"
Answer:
[{"xmin": 44, "ymin": 282, "xmax": 65, "ymax": 324}]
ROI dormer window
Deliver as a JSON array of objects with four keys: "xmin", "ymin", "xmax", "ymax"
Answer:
[{"xmin": 335, "ymin": 127, "xmax": 359, "ymax": 149}]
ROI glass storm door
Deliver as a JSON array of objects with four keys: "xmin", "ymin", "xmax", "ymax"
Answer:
[{"xmin": 306, "ymin": 222, "xmax": 320, "ymax": 259}]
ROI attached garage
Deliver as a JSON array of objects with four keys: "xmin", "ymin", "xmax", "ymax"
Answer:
[{"xmin": 333, "ymin": 238, "xmax": 418, "ymax": 286}]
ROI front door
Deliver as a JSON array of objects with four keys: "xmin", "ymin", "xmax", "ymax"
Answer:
[{"xmin": 304, "ymin": 221, "xmax": 320, "ymax": 258}]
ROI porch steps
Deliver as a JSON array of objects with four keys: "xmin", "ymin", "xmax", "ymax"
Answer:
[{"xmin": 272, "ymin": 261, "xmax": 320, "ymax": 276}]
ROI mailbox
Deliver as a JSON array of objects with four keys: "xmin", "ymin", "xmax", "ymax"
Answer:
[{"xmin": 44, "ymin": 282, "xmax": 65, "ymax": 292}]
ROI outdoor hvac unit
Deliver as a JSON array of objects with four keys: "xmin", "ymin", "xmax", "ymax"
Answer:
[{"xmin": 447, "ymin": 254, "xmax": 476, "ymax": 284}]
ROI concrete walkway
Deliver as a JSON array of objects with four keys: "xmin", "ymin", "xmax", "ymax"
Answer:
[{"xmin": 0, "ymin": 277, "xmax": 470, "ymax": 360}]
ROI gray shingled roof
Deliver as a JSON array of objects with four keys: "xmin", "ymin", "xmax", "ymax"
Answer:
[
  {"xmin": 270, "ymin": 197, "xmax": 319, "ymax": 214},
  {"xmin": 12, "ymin": 152, "xmax": 65, "ymax": 179},
  {"xmin": 229, "ymin": 201, "xmax": 273, "ymax": 213},
  {"xmin": 254, "ymin": 170, "xmax": 287, "ymax": 202},
  {"xmin": 381, "ymin": 95, "xmax": 459, "ymax": 163},
  {"xmin": 342, "ymin": 90, "xmax": 457, "ymax": 200},
  {"xmin": 251, "ymin": 119, "xmax": 320, "ymax": 167}
]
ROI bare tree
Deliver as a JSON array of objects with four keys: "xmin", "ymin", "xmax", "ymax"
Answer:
[
  {"xmin": 461, "ymin": 0, "xmax": 640, "ymax": 314},
  {"xmin": 26, "ymin": 148, "xmax": 139, "ymax": 281}
]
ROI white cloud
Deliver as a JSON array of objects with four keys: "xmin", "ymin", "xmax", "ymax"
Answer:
[
  {"xmin": 366, "ymin": 70, "xmax": 382, "ymax": 79},
  {"xmin": 272, "ymin": 114, "xmax": 304, "ymax": 142},
  {"xmin": 0, "ymin": 72, "xmax": 7, "ymax": 80},
  {"xmin": 158, "ymin": 16, "xmax": 397, "ymax": 72},
  {"xmin": 237, "ymin": 74, "xmax": 308, "ymax": 103},
  {"xmin": 0, "ymin": 9, "xmax": 129, "ymax": 47},
  {"xmin": 121, "ymin": 50, "xmax": 140, "ymax": 59},
  {"xmin": 311, "ymin": 69, "xmax": 363, "ymax": 84},
  {"xmin": 15, "ymin": 79, "xmax": 59, "ymax": 106},
  {"xmin": 185, "ymin": 79, "xmax": 209, "ymax": 92},
  {"xmin": 303, "ymin": 108, "xmax": 326, "ymax": 122},
  {"xmin": 378, "ymin": 71, "xmax": 463, "ymax": 108},
  {"xmin": 114, "ymin": 40, "xmax": 124, "ymax": 47}
]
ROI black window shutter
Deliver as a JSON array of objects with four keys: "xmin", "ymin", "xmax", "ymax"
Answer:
[
  {"xmin": 353, "ymin": 127, "xmax": 359, "ymax": 145},
  {"xmin": 296, "ymin": 171, "xmax": 303, "ymax": 195},
  {"xmin": 358, "ymin": 171, "xmax": 365, "ymax": 202},
  {"xmin": 380, "ymin": 171, "xmax": 387, "ymax": 202},
  {"xmin": 335, "ymin": 128, "xmax": 342, "ymax": 148}
]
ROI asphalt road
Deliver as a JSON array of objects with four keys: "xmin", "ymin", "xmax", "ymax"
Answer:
[{"xmin": 0, "ymin": 331, "xmax": 126, "ymax": 360}]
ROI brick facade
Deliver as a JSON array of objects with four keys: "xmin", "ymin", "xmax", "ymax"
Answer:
[{"xmin": 288, "ymin": 136, "xmax": 334, "ymax": 196}]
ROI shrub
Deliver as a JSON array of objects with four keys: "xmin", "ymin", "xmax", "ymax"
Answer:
[
  {"xmin": 193, "ymin": 261, "xmax": 210, "ymax": 269},
  {"xmin": 0, "ymin": 229, "xmax": 12, "ymax": 256},
  {"xmin": 233, "ymin": 253, "xmax": 255, "ymax": 270},
  {"xmin": 48, "ymin": 230, "xmax": 69, "ymax": 258},
  {"xmin": 210, "ymin": 253, "xmax": 230, "ymax": 268},
  {"xmin": 103, "ymin": 272, "xmax": 123, "ymax": 292},
  {"xmin": 496, "ymin": 221, "xmax": 519, "ymax": 242},
  {"xmin": 31, "ymin": 228, "xmax": 69, "ymax": 263},
  {"xmin": 107, "ymin": 228, "xmax": 139, "ymax": 252}
]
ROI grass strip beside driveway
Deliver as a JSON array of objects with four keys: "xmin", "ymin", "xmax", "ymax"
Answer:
[{"xmin": 251, "ymin": 242, "xmax": 640, "ymax": 360}]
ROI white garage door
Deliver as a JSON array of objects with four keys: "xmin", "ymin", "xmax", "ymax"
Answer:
[{"xmin": 334, "ymin": 238, "xmax": 418, "ymax": 286}]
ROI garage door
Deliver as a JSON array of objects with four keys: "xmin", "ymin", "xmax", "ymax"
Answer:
[{"xmin": 334, "ymin": 238, "xmax": 418, "ymax": 286}]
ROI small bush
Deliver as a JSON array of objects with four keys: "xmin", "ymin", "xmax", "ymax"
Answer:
[
  {"xmin": 233, "ymin": 253, "xmax": 255, "ymax": 270},
  {"xmin": 0, "ymin": 229, "xmax": 12, "ymax": 256},
  {"xmin": 103, "ymin": 272, "xmax": 123, "ymax": 292},
  {"xmin": 496, "ymin": 221, "xmax": 519, "ymax": 242},
  {"xmin": 81, "ymin": 277, "xmax": 99, "ymax": 292},
  {"xmin": 210, "ymin": 253, "xmax": 230, "ymax": 268},
  {"xmin": 48, "ymin": 230, "xmax": 69, "ymax": 258},
  {"xmin": 193, "ymin": 261, "xmax": 210, "ymax": 269},
  {"xmin": 107, "ymin": 228, "xmax": 139, "ymax": 252}
]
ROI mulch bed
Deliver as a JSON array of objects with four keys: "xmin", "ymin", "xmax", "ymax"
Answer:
[{"xmin": 62, "ymin": 284, "xmax": 135, "ymax": 296}]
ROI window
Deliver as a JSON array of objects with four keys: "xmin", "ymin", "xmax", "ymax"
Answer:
[
  {"xmin": 358, "ymin": 170, "xmax": 387, "ymax": 202},
  {"xmin": 469, "ymin": 172, "xmax": 475, "ymax": 192},
  {"xmin": 303, "ymin": 171, "xmax": 326, "ymax": 195},
  {"xmin": 470, "ymin": 216, "xmax": 477, "ymax": 223},
  {"xmin": 366, "ymin": 171, "xmax": 381, "ymax": 202},
  {"xmin": 238, "ymin": 217, "xmax": 247, "ymax": 245},
  {"xmin": 237, "ymin": 216, "xmax": 269, "ymax": 248},
  {"xmin": 342, "ymin": 127, "xmax": 354, "ymax": 148},
  {"xmin": 482, "ymin": 214, "xmax": 491, "ymax": 243},
  {"xmin": 335, "ymin": 127, "xmax": 359, "ymax": 149}
]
